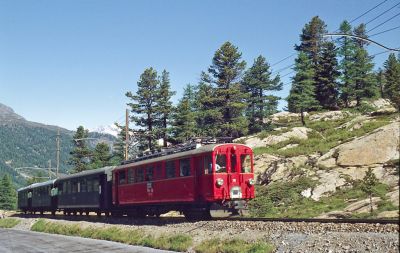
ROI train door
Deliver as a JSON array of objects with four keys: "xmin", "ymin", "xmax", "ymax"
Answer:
[
  {"xmin": 194, "ymin": 156, "xmax": 203, "ymax": 201},
  {"xmin": 112, "ymin": 171, "xmax": 119, "ymax": 206},
  {"xmin": 228, "ymin": 147, "xmax": 242, "ymax": 199}
]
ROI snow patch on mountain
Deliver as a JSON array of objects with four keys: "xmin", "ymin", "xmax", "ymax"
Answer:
[{"xmin": 90, "ymin": 124, "xmax": 120, "ymax": 137}]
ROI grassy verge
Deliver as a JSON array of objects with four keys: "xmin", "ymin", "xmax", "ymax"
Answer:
[
  {"xmin": 195, "ymin": 238, "xmax": 275, "ymax": 253},
  {"xmin": 32, "ymin": 219, "xmax": 274, "ymax": 252},
  {"xmin": 31, "ymin": 219, "xmax": 191, "ymax": 252},
  {"xmin": 0, "ymin": 218, "xmax": 20, "ymax": 228}
]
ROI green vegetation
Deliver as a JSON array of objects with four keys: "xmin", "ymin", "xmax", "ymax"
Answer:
[
  {"xmin": 254, "ymin": 114, "xmax": 394, "ymax": 157},
  {"xmin": 194, "ymin": 238, "xmax": 274, "ymax": 253},
  {"xmin": 31, "ymin": 219, "xmax": 192, "ymax": 252},
  {"xmin": 0, "ymin": 174, "xmax": 17, "ymax": 210},
  {"xmin": 249, "ymin": 174, "xmax": 396, "ymax": 218},
  {"xmin": 0, "ymin": 218, "xmax": 20, "ymax": 228}
]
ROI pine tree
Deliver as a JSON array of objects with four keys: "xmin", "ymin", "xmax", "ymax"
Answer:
[
  {"xmin": 315, "ymin": 42, "xmax": 340, "ymax": 109},
  {"xmin": 242, "ymin": 55, "xmax": 282, "ymax": 133},
  {"xmin": 90, "ymin": 143, "xmax": 112, "ymax": 169},
  {"xmin": 126, "ymin": 67, "xmax": 160, "ymax": 151},
  {"xmin": 208, "ymin": 41, "xmax": 248, "ymax": 137},
  {"xmin": 0, "ymin": 174, "xmax": 17, "ymax": 210},
  {"xmin": 69, "ymin": 126, "xmax": 91, "ymax": 173},
  {"xmin": 157, "ymin": 70, "xmax": 176, "ymax": 147},
  {"xmin": 295, "ymin": 16, "xmax": 327, "ymax": 66},
  {"xmin": 287, "ymin": 52, "xmax": 320, "ymax": 125},
  {"xmin": 361, "ymin": 168, "xmax": 378, "ymax": 214},
  {"xmin": 112, "ymin": 122, "xmax": 127, "ymax": 163},
  {"xmin": 383, "ymin": 53, "xmax": 400, "ymax": 110},
  {"xmin": 376, "ymin": 68, "xmax": 386, "ymax": 98},
  {"xmin": 337, "ymin": 20, "xmax": 357, "ymax": 107},
  {"xmin": 194, "ymin": 72, "xmax": 221, "ymax": 137},
  {"xmin": 171, "ymin": 96, "xmax": 196, "ymax": 143}
]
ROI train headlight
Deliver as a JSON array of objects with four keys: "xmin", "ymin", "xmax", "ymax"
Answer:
[
  {"xmin": 247, "ymin": 178, "xmax": 255, "ymax": 186},
  {"xmin": 216, "ymin": 178, "xmax": 224, "ymax": 187}
]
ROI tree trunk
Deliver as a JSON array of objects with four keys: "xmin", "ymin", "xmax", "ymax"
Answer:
[
  {"xmin": 300, "ymin": 108, "xmax": 306, "ymax": 126},
  {"xmin": 369, "ymin": 193, "xmax": 373, "ymax": 214}
]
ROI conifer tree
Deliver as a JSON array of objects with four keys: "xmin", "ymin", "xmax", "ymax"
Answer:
[
  {"xmin": 69, "ymin": 126, "xmax": 91, "ymax": 173},
  {"xmin": 90, "ymin": 142, "xmax": 112, "ymax": 169},
  {"xmin": 337, "ymin": 20, "xmax": 356, "ymax": 107},
  {"xmin": 157, "ymin": 70, "xmax": 176, "ymax": 147},
  {"xmin": 0, "ymin": 174, "xmax": 17, "ymax": 210},
  {"xmin": 287, "ymin": 52, "xmax": 320, "ymax": 125},
  {"xmin": 383, "ymin": 53, "xmax": 400, "ymax": 110},
  {"xmin": 208, "ymin": 42, "xmax": 248, "ymax": 137},
  {"xmin": 315, "ymin": 42, "xmax": 340, "ymax": 109},
  {"xmin": 171, "ymin": 92, "xmax": 196, "ymax": 143},
  {"xmin": 126, "ymin": 67, "xmax": 160, "ymax": 151},
  {"xmin": 295, "ymin": 16, "xmax": 327, "ymax": 66},
  {"xmin": 112, "ymin": 122, "xmax": 127, "ymax": 163},
  {"xmin": 361, "ymin": 168, "xmax": 378, "ymax": 214},
  {"xmin": 194, "ymin": 72, "xmax": 221, "ymax": 137},
  {"xmin": 242, "ymin": 55, "xmax": 282, "ymax": 133}
]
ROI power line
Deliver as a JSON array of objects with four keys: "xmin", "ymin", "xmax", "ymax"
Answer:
[
  {"xmin": 370, "ymin": 25, "xmax": 400, "ymax": 37},
  {"xmin": 272, "ymin": 63, "xmax": 295, "ymax": 75},
  {"xmin": 367, "ymin": 12, "xmax": 400, "ymax": 33},
  {"xmin": 365, "ymin": 2, "xmax": 400, "ymax": 26},
  {"xmin": 324, "ymin": 33, "xmax": 400, "ymax": 51},
  {"xmin": 349, "ymin": 0, "xmax": 389, "ymax": 24},
  {"xmin": 271, "ymin": 53, "xmax": 296, "ymax": 67}
]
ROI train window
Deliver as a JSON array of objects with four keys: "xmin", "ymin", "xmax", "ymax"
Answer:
[
  {"xmin": 59, "ymin": 183, "xmax": 63, "ymax": 195},
  {"xmin": 241, "ymin": 154, "xmax": 251, "ymax": 173},
  {"xmin": 203, "ymin": 155, "xmax": 212, "ymax": 174},
  {"xmin": 180, "ymin": 158, "xmax": 191, "ymax": 177},
  {"xmin": 93, "ymin": 180, "xmax": 99, "ymax": 192},
  {"xmin": 146, "ymin": 166, "xmax": 153, "ymax": 181},
  {"xmin": 87, "ymin": 179, "xmax": 94, "ymax": 192},
  {"xmin": 81, "ymin": 179, "xmax": 87, "ymax": 193},
  {"xmin": 136, "ymin": 168, "xmax": 144, "ymax": 182},
  {"xmin": 72, "ymin": 181, "xmax": 78, "ymax": 193},
  {"xmin": 166, "ymin": 161, "xmax": 176, "ymax": 178},
  {"xmin": 154, "ymin": 164, "xmax": 162, "ymax": 180},
  {"xmin": 231, "ymin": 153, "xmax": 237, "ymax": 173},
  {"xmin": 119, "ymin": 170, "xmax": 126, "ymax": 184},
  {"xmin": 128, "ymin": 168, "xmax": 135, "ymax": 183},
  {"xmin": 215, "ymin": 154, "xmax": 227, "ymax": 173}
]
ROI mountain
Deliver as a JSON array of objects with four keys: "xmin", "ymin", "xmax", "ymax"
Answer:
[
  {"xmin": 90, "ymin": 124, "xmax": 120, "ymax": 137},
  {"xmin": 0, "ymin": 102, "xmax": 117, "ymax": 187}
]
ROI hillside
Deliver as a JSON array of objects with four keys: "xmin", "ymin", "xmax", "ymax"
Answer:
[
  {"xmin": 0, "ymin": 103, "xmax": 116, "ymax": 187},
  {"xmin": 239, "ymin": 99, "xmax": 399, "ymax": 219}
]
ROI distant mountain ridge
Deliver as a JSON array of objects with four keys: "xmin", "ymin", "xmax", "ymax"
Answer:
[{"xmin": 0, "ymin": 102, "xmax": 116, "ymax": 187}]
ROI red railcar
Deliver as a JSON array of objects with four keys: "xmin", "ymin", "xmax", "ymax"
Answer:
[{"xmin": 112, "ymin": 143, "xmax": 255, "ymax": 219}]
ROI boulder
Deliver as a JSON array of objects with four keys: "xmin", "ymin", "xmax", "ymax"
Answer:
[
  {"xmin": 386, "ymin": 187, "xmax": 399, "ymax": 207},
  {"xmin": 266, "ymin": 111, "xmax": 308, "ymax": 124},
  {"xmin": 370, "ymin": 107, "xmax": 397, "ymax": 116},
  {"xmin": 311, "ymin": 170, "xmax": 346, "ymax": 200},
  {"xmin": 279, "ymin": 143, "xmax": 299, "ymax": 150},
  {"xmin": 317, "ymin": 149, "xmax": 337, "ymax": 169},
  {"xmin": 316, "ymin": 211, "xmax": 352, "ymax": 219},
  {"xmin": 336, "ymin": 122, "xmax": 400, "ymax": 166},
  {"xmin": 309, "ymin": 111, "xmax": 352, "ymax": 122},
  {"xmin": 377, "ymin": 210, "xmax": 399, "ymax": 219},
  {"xmin": 369, "ymin": 98, "xmax": 396, "ymax": 110},
  {"xmin": 344, "ymin": 197, "xmax": 381, "ymax": 213}
]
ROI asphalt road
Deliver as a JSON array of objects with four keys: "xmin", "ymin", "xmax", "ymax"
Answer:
[{"xmin": 0, "ymin": 229, "xmax": 177, "ymax": 253}]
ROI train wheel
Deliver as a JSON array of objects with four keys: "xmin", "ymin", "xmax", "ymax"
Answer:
[
  {"xmin": 105, "ymin": 212, "xmax": 110, "ymax": 217},
  {"xmin": 96, "ymin": 211, "xmax": 101, "ymax": 217},
  {"xmin": 184, "ymin": 209, "xmax": 211, "ymax": 221},
  {"xmin": 51, "ymin": 211, "xmax": 56, "ymax": 216},
  {"xmin": 86, "ymin": 211, "xmax": 90, "ymax": 216}
]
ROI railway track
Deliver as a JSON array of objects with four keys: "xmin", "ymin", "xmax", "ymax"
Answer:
[{"xmin": 13, "ymin": 212, "xmax": 399, "ymax": 225}]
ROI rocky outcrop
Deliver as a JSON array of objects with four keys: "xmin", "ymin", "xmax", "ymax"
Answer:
[
  {"xmin": 265, "ymin": 111, "xmax": 308, "ymax": 124},
  {"xmin": 309, "ymin": 111, "xmax": 352, "ymax": 122},
  {"xmin": 243, "ymin": 127, "xmax": 312, "ymax": 149}
]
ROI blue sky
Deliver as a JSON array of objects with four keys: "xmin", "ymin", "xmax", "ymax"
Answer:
[{"xmin": 1, "ymin": 0, "xmax": 399, "ymax": 130}]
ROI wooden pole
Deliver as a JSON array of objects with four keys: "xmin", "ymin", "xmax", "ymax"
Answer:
[{"xmin": 125, "ymin": 109, "xmax": 129, "ymax": 160}]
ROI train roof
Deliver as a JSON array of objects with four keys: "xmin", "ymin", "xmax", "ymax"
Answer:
[
  {"xmin": 17, "ymin": 179, "xmax": 56, "ymax": 192},
  {"xmin": 117, "ymin": 143, "xmax": 251, "ymax": 170},
  {"xmin": 56, "ymin": 166, "xmax": 115, "ymax": 181}
]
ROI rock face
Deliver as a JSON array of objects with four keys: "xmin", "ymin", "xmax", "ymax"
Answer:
[
  {"xmin": 309, "ymin": 111, "xmax": 352, "ymax": 122},
  {"xmin": 336, "ymin": 122, "xmax": 399, "ymax": 166},
  {"xmin": 265, "ymin": 111, "xmax": 308, "ymax": 124}
]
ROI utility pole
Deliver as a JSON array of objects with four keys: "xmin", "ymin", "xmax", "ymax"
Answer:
[
  {"xmin": 125, "ymin": 109, "xmax": 129, "ymax": 160},
  {"xmin": 48, "ymin": 160, "xmax": 52, "ymax": 179},
  {"xmin": 56, "ymin": 129, "xmax": 60, "ymax": 178}
]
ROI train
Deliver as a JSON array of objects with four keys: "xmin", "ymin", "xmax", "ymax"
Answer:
[{"xmin": 17, "ymin": 143, "xmax": 255, "ymax": 220}]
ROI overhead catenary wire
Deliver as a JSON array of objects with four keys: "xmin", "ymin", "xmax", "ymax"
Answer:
[
  {"xmin": 370, "ymin": 25, "xmax": 400, "ymax": 37},
  {"xmin": 367, "ymin": 12, "xmax": 400, "ymax": 33},
  {"xmin": 364, "ymin": 2, "xmax": 400, "ymax": 26},
  {"xmin": 348, "ymin": 0, "xmax": 390, "ymax": 24}
]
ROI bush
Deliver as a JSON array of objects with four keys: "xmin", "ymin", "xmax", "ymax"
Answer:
[{"xmin": 0, "ymin": 218, "xmax": 20, "ymax": 228}]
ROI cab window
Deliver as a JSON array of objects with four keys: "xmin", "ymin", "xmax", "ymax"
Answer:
[
  {"xmin": 136, "ymin": 168, "xmax": 144, "ymax": 182},
  {"xmin": 241, "ymin": 154, "xmax": 252, "ymax": 173},
  {"xmin": 180, "ymin": 158, "xmax": 191, "ymax": 177},
  {"xmin": 203, "ymin": 155, "xmax": 212, "ymax": 174},
  {"xmin": 215, "ymin": 154, "xmax": 226, "ymax": 173},
  {"xmin": 146, "ymin": 166, "xmax": 154, "ymax": 181},
  {"xmin": 128, "ymin": 168, "xmax": 135, "ymax": 183}
]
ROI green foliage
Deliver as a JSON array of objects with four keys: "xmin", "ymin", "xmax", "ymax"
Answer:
[
  {"xmin": 69, "ymin": 126, "xmax": 91, "ymax": 173},
  {"xmin": 90, "ymin": 142, "xmax": 112, "ymax": 169},
  {"xmin": 126, "ymin": 67, "xmax": 160, "ymax": 150},
  {"xmin": 157, "ymin": 70, "xmax": 176, "ymax": 147},
  {"xmin": 194, "ymin": 238, "xmax": 275, "ymax": 253},
  {"xmin": 0, "ymin": 218, "xmax": 20, "ymax": 228},
  {"xmin": 32, "ymin": 219, "xmax": 193, "ymax": 252},
  {"xmin": 26, "ymin": 171, "xmax": 47, "ymax": 185},
  {"xmin": 0, "ymin": 174, "xmax": 17, "ymax": 210},
  {"xmin": 383, "ymin": 53, "xmax": 400, "ymax": 110},
  {"xmin": 171, "ymin": 92, "xmax": 196, "ymax": 143},
  {"xmin": 208, "ymin": 41, "xmax": 248, "ymax": 138},
  {"xmin": 361, "ymin": 168, "xmax": 379, "ymax": 214},
  {"xmin": 242, "ymin": 55, "xmax": 282, "ymax": 133},
  {"xmin": 287, "ymin": 52, "xmax": 320, "ymax": 125}
]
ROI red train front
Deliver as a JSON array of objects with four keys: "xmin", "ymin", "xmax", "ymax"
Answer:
[{"xmin": 112, "ymin": 143, "xmax": 255, "ymax": 219}]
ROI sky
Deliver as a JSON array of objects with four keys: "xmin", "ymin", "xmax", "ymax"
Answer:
[{"xmin": 1, "ymin": 0, "xmax": 399, "ymax": 130}]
